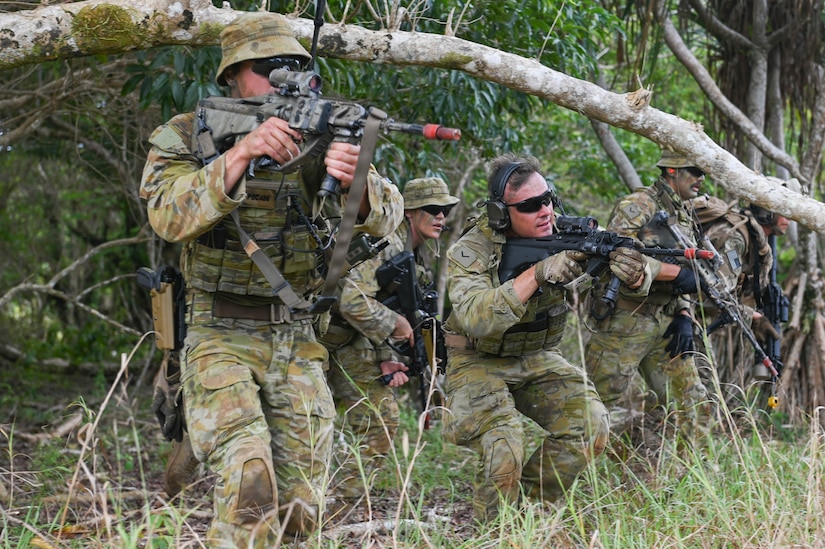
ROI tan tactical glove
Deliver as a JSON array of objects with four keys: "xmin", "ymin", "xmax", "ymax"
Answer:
[
  {"xmin": 609, "ymin": 247, "xmax": 646, "ymax": 287},
  {"xmin": 152, "ymin": 352, "xmax": 185, "ymax": 442},
  {"xmin": 535, "ymin": 251, "xmax": 587, "ymax": 286}
]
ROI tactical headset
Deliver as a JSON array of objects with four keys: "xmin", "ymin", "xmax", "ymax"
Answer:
[
  {"xmin": 486, "ymin": 162, "xmax": 524, "ymax": 231},
  {"xmin": 486, "ymin": 161, "xmax": 563, "ymax": 230}
]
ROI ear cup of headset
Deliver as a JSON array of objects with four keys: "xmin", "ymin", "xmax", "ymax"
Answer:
[
  {"xmin": 487, "ymin": 201, "xmax": 510, "ymax": 230},
  {"xmin": 486, "ymin": 162, "xmax": 522, "ymax": 231}
]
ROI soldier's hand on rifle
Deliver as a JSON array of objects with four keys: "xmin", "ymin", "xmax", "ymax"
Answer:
[
  {"xmin": 224, "ymin": 118, "xmax": 303, "ymax": 191},
  {"xmin": 609, "ymin": 247, "xmax": 646, "ymax": 288},
  {"xmin": 324, "ymin": 142, "xmax": 360, "ymax": 188},
  {"xmin": 534, "ymin": 251, "xmax": 587, "ymax": 286},
  {"xmin": 379, "ymin": 360, "xmax": 410, "ymax": 387},
  {"xmin": 752, "ymin": 312, "xmax": 780, "ymax": 343},
  {"xmin": 663, "ymin": 313, "xmax": 695, "ymax": 359},
  {"xmin": 671, "ymin": 267, "xmax": 701, "ymax": 295}
]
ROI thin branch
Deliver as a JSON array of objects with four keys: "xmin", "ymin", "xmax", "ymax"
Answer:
[{"xmin": 656, "ymin": 0, "xmax": 803, "ymax": 181}]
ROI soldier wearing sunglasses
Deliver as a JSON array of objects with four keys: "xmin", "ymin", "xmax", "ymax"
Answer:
[
  {"xmin": 440, "ymin": 153, "xmax": 650, "ymax": 522},
  {"xmin": 140, "ymin": 12, "xmax": 403, "ymax": 547},
  {"xmin": 317, "ymin": 177, "xmax": 459, "ymax": 518},
  {"xmin": 584, "ymin": 148, "xmax": 713, "ymax": 454}
]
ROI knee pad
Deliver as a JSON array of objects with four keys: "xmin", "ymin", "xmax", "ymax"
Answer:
[
  {"xmin": 236, "ymin": 457, "xmax": 277, "ymax": 524},
  {"xmin": 485, "ymin": 437, "xmax": 521, "ymax": 490}
]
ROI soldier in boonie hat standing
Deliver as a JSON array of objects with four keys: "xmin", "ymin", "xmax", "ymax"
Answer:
[
  {"xmin": 319, "ymin": 177, "xmax": 459, "ymax": 518},
  {"xmin": 139, "ymin": 11, "xmax": 403, "ymax": 547},
  {"xmin": 583, "ymin": 147, "xmax": 712, "ymax": 454}
]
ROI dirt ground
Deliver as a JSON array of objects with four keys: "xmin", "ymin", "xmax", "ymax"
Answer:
[{"xmin": 0, "ymin": 363, "xmax": 476, "ymax": 547}]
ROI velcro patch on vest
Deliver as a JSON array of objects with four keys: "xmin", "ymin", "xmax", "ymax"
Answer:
[
  {"xmin": 451, "ymin": 244, "xmax": 478, "ymax": 269},
  {"xmin": 726, "ymin": 248, "xmax": 742, "ymax": 271},
  {"xmin": 619, "ymin": 203, "xmax": 642, "ymax": 219},
  {"xmin": 150, "ymin": 125, "xmax": 185, "ymax": 150},
  {"xmin": 243, "ymin": 189, "xmax": 276, "ymax": 209}
]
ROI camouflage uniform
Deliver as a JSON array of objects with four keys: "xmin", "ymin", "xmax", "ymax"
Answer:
[
  {"xmin": 689, "ymin": 194, "xmax": 772, "ymax": 329},
  {"xmin": 319, "ymin": 223, "xmax": 406, "ymax": 504},
  {"xmin": 320, "ymin": 177, "xmax": 458, "ymax": 505},
  {"xmin": 584, "ymin": 176, "xmax": 711, "ymax": 448},
  {"xmin": 139, "ymin": 12, "xmax": 403, "ymax": 548},
  {"xmin": 688, "ymin": 195, "xmax": 773, "ymax": 397},
  {"xmin": 443, "ymin": 213, "xmax": 609, "ymax": 522}
]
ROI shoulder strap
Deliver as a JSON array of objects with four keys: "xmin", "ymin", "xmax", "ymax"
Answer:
[
  {"xmin": 229, "ymin": 209, "xmax": 312, "ymax": 310},
  {"xmin": 314, "ymin": 107, "xmax": 388, "ymax": 313}
]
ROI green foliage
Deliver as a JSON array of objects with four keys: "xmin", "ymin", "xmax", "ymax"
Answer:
[{"xmin": 123, "ymin": 47, "xmax": 223, "ymax": 119}]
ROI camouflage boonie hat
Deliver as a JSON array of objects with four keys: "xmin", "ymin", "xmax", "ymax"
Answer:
[
  {"xmin": 216, "ymin": 12, "xmax": 311, "ymax": 86},
  {"xmin": 402, "ymin": 177, "xmax": 459, "ymax": 210},
  {"xmin": 656, "ymin": 148, "xmax": 696, "ymax": 169}
]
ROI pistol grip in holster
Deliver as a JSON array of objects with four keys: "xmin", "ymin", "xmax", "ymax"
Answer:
[
  {"xmin": 137, "ymin": 266, "xmax": 186, "ymax": 351},
  {"xmin": 150, "ymin": 283, "xmax": 176, "ymax": 351}
]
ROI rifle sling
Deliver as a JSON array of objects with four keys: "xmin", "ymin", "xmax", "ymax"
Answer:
[
  {"xmin": 318, "ymin": 107, "xmax": 388, "ymax": 301},
  {"xmin": 229, "ymin": 209, "xmax": 311, "ymax": 311}
]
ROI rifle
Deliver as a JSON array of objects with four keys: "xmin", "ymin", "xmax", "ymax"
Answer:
[
  {"xmin": 498, "ymin": 215, "xmax": 714, "ymax": 318},
  {"xmin": 193, "ymin": 69, "xmax": 461, "ymax": 197},
  {"xmin": 376, "ymin": 251, "xmax": 447, "ymax": 429},
  {"xmin": 136, "ymin": 266, "xmax": 187, "ymax": 351},
  {"xmin": 654, "ymin": 211, "xmax": 781, "ymax": 403},
  {"xmin": 757, "ymin": 233, "xmax": 789, "ymax": 404}
]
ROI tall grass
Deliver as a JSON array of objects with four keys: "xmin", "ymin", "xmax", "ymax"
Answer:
[{"xmin": 1, "ymin": 339, "xmax": 823, "ymax": 548}]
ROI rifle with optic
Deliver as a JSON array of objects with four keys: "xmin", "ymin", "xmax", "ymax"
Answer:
[
  {"xmin": 191, "ymin": 68, "xmax": 461, "ymax": 196},
  {"xmin": 498, "ymin": 214, "xmax": 714, "ymax": 318}
]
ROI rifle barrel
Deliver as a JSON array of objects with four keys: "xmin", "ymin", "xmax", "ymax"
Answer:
[
  {"xmin": 638, "ymin": 247, "xmax": 714, "ymax": 260},
  {"xmin": 384, "ymin": 121, "xmax": 462, "ymax": 141}
]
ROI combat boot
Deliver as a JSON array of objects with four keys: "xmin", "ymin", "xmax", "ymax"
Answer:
[{"xmin": 164, "ymin": 431, "xmax": 199, "ymax": 497}]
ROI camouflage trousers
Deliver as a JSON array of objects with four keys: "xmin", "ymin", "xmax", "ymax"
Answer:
[
  {"xmin": 584, "ymin": 307, "xmax": 712, "ymax": 450},
  {"xmin": 326, "ymin": 334, "xmax": 400, "ymax": 502},
  {"xmin": 182, "ymin": 317, "xmax": 334, "ymax": 549},
  {"xmin": 443, "ymin": 347, "xmax": 609, "ymax": 522}
]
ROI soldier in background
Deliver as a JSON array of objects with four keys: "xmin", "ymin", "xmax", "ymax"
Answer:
[
  {"xmin": 687, "ymin": 195, "xmax": 776, "ymax": 395},
  {"xmin": 686, "ymin": 182, "xmax": 794, "ymax": 403},
  {"xmin": 319, "ymin": 177, "xmax": 459, "ymax": 518},
  {"xmin": 584, "ymin": 149, "xmax": 712, "ymax": 452},
  {"xmin": 441, "ymin": 153, "xmax": 646, "ymax": 522}
]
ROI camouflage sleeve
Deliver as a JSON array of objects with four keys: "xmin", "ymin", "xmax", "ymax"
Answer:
[
  {"xmin": 606, "ymin": 190, "xmax": 660, "ymax": 239},
  {"xmin": 719, "ymin": 228, "xmax": 747, "ymax": 290},
  {"xmin": 445, "ymin": 231, "xmax": 526, "ymax": 339},
  {"xmin": 140, "ymin": 114, "xmax": 245, "ymax": 243},
  {"xmin": 352, "ymin": 168, "xmax": 404, "ymax": 237},
  {"xmin": 338, "ymin": 252, "xmax": 399, "ymax": 345}
]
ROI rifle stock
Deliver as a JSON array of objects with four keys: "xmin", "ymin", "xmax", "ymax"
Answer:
[{"xmin": 136, "ymin": 266, "xmax": 187, "ymax": 351}]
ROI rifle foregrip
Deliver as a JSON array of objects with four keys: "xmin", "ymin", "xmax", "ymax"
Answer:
[
  {"xmin": 317, "ymin": 173, "xmax": 340, "ymax": 198},
  {"xmin": 603, "ymin": 274, "xmax": 622, "ymax": 308}
]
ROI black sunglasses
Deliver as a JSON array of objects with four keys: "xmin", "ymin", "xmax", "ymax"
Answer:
[
  {"xmin": 506, "ymin": 190, "xmax": 555, "ymax": 213},
  {"xmin": 685, "ymin": 167, "xmax": 705, "ymax": 178},
  {"xmin": 420, "ymin": 204, "xmax": 454, "ymax": 217},
  {"xmin": 251, "ymin": 57, "xmax": 305, "ymax": 77}
]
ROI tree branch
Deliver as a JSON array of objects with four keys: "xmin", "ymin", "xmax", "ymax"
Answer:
[{"xmin": 2, "ymin": 2, "xmax": 824, "ymax": 230}]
